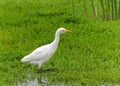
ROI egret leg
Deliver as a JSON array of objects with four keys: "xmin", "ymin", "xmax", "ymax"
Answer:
[
  {"xmin": 38, "ymin": 67, "xmax": 43, "ymax": 73},
  {"xmin": 38, "ymin": 62, "xmax": 43, "ymax": 73}
]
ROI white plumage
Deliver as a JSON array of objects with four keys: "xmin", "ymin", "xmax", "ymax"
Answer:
[{"xmin": 21, "ymin": 27, "xmax": 71, "ymax": 71}]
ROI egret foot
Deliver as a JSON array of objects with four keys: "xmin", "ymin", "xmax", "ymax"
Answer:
[
  {"xmin": 43, "ymin": 68, "xmax": 58, "ymax": 72},
  {"xmin": 38, "ymin": 68, "xmax": 43, "ymax": 73},
  {"xmin": 45, "ymin": 68, "xmax": 58, "ymax": 72}
]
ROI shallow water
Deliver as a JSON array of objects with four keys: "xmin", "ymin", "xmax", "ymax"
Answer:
[
  {"xmin": 17, "ymin": 76, "xmax": 79, "ymax": 86},
  {"xmin": 16, "ymin": 75, "xmax": 120, "ymax": 86}
]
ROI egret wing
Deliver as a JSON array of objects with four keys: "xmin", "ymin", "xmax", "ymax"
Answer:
[{"xmin": 22, "ymin": 44, "xmax": 50, "ymax": 62}]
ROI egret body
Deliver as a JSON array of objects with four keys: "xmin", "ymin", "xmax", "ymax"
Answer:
[{"xmin": 21, "ymin": 28, "xmax": 71, "ymax": 72}]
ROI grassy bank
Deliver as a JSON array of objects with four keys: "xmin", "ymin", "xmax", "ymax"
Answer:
[{"xmin": 0, "ymin": 0, "xmax": 120, "ymax": 85}]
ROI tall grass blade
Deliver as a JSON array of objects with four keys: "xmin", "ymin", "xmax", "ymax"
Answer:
[
  {"xmin": 111, "ymin": 0, "xmax": 114, "ymax": 19},
  {"xmin": 119, "ymin": 0, "xmax": 120, "ymax": 18},
  {"xmin": 91, "ymin": 0, "xmax": 97, "ymax": 17},
  {"xmin": 100, "ymin": 0, "xmax": 106, "ymax": 20},
  {"xmin": 83, "ymin": 0, "xmax": 88, "ymax": 16},
  {"xmin": 105, "ymin": 0, "xmax": 109, "ymax": 20},
  {"xmin": 114, "ymin": 0, "xmax": 117, "ymax": 19},
  {"xmin": 107, "ymin": 0, "xmax": 111, "ymax": 20},
  {"xmin": 71, "ymin": 0, "xmax": 75, "ymax": 14}
]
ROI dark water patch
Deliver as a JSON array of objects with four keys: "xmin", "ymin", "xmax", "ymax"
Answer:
[{"xmin": 38, "ymin": 68, "xmax": 58, "ymax": 73}]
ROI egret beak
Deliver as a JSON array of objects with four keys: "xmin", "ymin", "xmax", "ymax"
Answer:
[{"xmin": 65, "ymin": 30, "xmax": 72, "ymax": 32}]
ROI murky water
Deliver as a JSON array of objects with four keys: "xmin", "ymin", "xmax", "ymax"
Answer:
[
  {"xmin": 16, "ymin": 75, "xmax": 120, "ymax": 86},
  {"xmin": 17, "ymin": 76, "xmax": 47, "ymax": 86},
  {"xmin": 16, "ymin": 76, "xmax": 79, "ymax": 86}
]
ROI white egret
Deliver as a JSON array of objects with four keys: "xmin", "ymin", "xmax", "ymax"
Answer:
[{"xmin": 21, "ymin": 27, "xmax": 71, "ymax": 72}]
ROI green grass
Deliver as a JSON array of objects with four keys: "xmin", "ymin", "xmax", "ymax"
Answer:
[{"xmin": 0, "ymin": 0, "xmax": 120, "ymax": 85}]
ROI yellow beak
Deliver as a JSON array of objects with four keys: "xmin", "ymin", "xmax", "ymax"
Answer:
[{"xmin": 65, "ymin": 30, "xmax": 72, "ymax": 32}]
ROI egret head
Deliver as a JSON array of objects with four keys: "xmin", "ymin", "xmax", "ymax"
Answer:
[{"xmin": 57, "ymin": 27, "xmax": 72, "ymax": 34}]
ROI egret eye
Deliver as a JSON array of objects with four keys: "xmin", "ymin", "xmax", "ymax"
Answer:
[{"xmin": 62, "ymin": 30, "xmax": 65, "ymax": 32}]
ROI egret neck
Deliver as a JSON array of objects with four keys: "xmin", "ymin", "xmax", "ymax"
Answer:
[{"xmin": 52, "ymin": 30, "xmax": 61, "ymax": 47}]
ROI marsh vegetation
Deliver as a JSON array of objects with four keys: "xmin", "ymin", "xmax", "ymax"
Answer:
[{"xmin": 0, "ymin": 0, "xmax": 120, "ymax": 85}]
